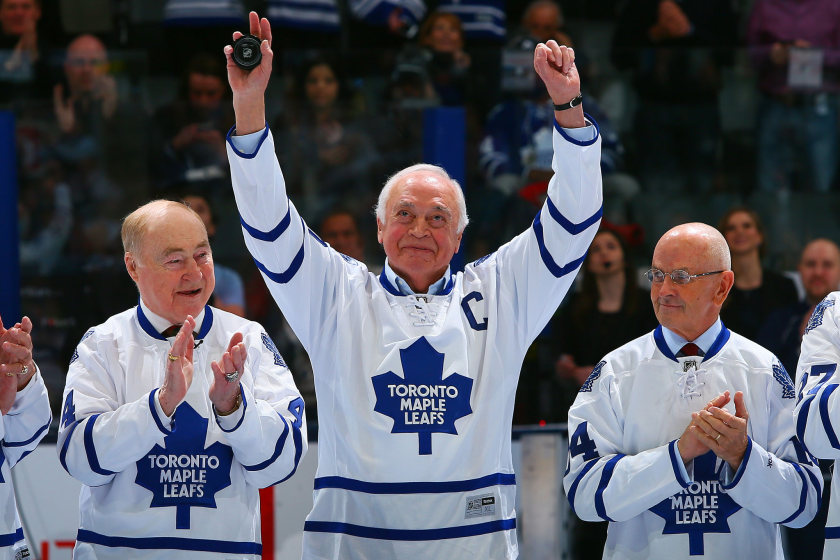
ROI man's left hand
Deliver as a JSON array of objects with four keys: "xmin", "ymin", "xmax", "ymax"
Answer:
[
  {"xmin": 0, "ymin": 315, "xmax": 37, "ymax": 415},
  {"xmin": 210, "ymin": 332, "xmax": 247, "ymax": 414},
  {"xmin": 692, "ymin": 390, "xmax": 749, "ymax": 472},
  {"xmin": 534, "ymin": 41, "xmax": 584, "ymax": 128}
]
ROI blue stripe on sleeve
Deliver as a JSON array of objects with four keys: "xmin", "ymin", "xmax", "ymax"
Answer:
[
  {"xmin": 59, "ymin": 420, "xmax": 81, "ymax": 474},
  {"xmin": 303, "ymin": 518, "xmax": 516, "ymax": 540},
  {"xmin": 239, "ymin": 204, "xmax": 292, "ymax": 242},
  {"xmin": 797, "ymin": 394, "xmax": 817, "ymax": 445},
  {"xmin": 242, "ymin": 415, "xmax": 290, "ymax": 472},
  {"xmin": 216, "ymin": 384, "xmax": 248, "ymax": 434},
  {"xmin": 595, "ymin": 454, "xmax": 625, "ymax": 522},
  {"xmin": 545, "ymin": 198, "xmax": 603, "ymax": 235},
  {"xmin": 253, "ymin": 240, "xmax": 305, "ymax": 284},
  {"xmin": 803, "ymin": 462, "xmax": 824, "ymax": 512},
  {"xmin": 780, "ymin": 462, "xmax": 809, "ymax": 525},
  {"xmin": 552, "ymin": 113, "xmax": 600, "ymax": 146},
  {"xmin": 76, "ymin": 530, "xmax": 262, "ymax": 554},
  {"xmin": 721, "ymin": 437, "xmax": 752, "ymax": 490},
  {"xmin": 0, "ymin": 528, "xmax": 24, "ymax": 547},
  {"xmin": 668, "ymin": 440, "xmax": 691, "ymax": 488},
  {"xmin": 819, "ymin": 384, "xmax": 840, "ymax": 449},
  {"xmin": 225, "ymin": 123, "xmax": 270, "ymax": 159},
  {"xmin": 3, "ymin": 415, "xmax": 51, "ymax": 447},
  {"xmin": 314, "ymin": 472, "xmax": 516, "ymax": 494},
  {"xmin": 83, "ymin": 414, "xmax": 117, "ymax": 476},
  {"xmin": 826, "ymin": 526, "xmax": 840, "ymax": 539},
  {"xmin": 270, "ymin": 417, "xmax": 304, "ymax": 485},
  {"xmin": 531, "ymin": 209, "xmax": 588, "ymax": 279},
  {"xmin": 567, "ymin": 459, "xmax": 598, "ymax": 514},
  {"xmin": 148, "ymin": 389, "xmax": 171, "ymax": 435}
]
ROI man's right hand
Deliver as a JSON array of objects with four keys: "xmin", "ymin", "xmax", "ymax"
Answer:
[
  {"xmin": 225, "ymin": 11, "xmax": 273, "ymax": 135},
  {"xmin": 677, "ymin": 391, "xmax": 731, "ymax": 464},
  {"xmin": 158, "ymin": 317, "xmax": 196, "ymax": 417}
]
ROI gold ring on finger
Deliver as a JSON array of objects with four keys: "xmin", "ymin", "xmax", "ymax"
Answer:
[
  {"xmin": 715, "ymin": 433, "xmax": 722, "ymax": 442},
  {"xmin": 168, "ymin": 353, "xmax": 179, "ymax": 362}
]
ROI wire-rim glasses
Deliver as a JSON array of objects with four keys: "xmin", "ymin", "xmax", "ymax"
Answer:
[{"xmin": 646, "ymin": 269, "xmax": 725, "ymax": 285}]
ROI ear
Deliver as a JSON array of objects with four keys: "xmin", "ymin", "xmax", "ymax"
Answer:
[
  {"xmin": 714, "ymin": 271, "xmax": 735, "ymax": 306},
  {"xmin": 125, "ymin": 252, "xmax": 139, "ymax": 283},
  {"xmin": 454, "ymin": 231, "xmax": 463, "ymax": 254},
  {"xmin": 376, "ymin": 219, "xmax": 384, "ymax": 245}
]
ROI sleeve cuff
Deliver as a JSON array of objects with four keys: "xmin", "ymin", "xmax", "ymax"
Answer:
[
  {"xmin": 669, "ymin": 439, "xmax": 692, "ymax": 488},
  {"xmin": 152, "ymin": 389, "xmax": 174, "ymax": 433},
  {"xmin": 226, "ymin": 124, "xmax": 269, "ymax": 158},
  {"xmin": 720, "ymin": 437, "xmax": 754, "ymax": 490},
  {"xmin": 553, "ymin": 114, "xmax": 600, "ymax": 146},
  {"xmin": 214, "ymin": 384, "xmax": 247, "ymax": 433},
  {"xmin": 13, "ymin": 363, "xmax": 40, "ymax": 401}
]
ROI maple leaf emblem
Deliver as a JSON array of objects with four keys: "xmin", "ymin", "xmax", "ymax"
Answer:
[
  {"xmin": 649, "ymin": 452, "xmax": 741, "ymax": 555},
  {"xmin": 371, "ymin": 337, "xmax": 473, "ymax": 455},
  {"xmin": 135, "ymin": 402, "xmax": 233, "ymax": 529}
]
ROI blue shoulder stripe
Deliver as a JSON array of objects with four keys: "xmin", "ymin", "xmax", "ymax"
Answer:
[
  {"xmin": 59, "ymin": 420, "xmax": 82, "ymax": 474},
  {"xmin": 595, "ymin": 454, "xmax": 625, "ymax": 522},
  {"xmin": 76, "ymin": 530, "xmax": 262, "ymax": 554},
  {"xmin": 721, "ymin": 437, "xmax": 752, "ymax": 490},
  {"xmin": 3, "ymin": 415, "xmax": 51, "ymax": 447},
  {"xmin": 780, "ymin": 462, "xmax": 809, "ymax": 525},
  {"xmin": 567, "ymin": 459, "xmax": 598, "ymax": 514},
  {"xmin": 225, "ymin": 123, "xmax": 270, "ymax": 159},
  {"xmin": 303, "ymin": 518, "xmax": 516, "ymax": 541},
  {"xmin": 313, "ymin": 472, "xmax": 516, "ymax": 494},
  {"xmin": 819, "ymin": 384, "xmax": 840, "ymax": 449},
  {"xmin": 532, "ymin": 209, "xmax": 588, "ymax": 279},
  {"xmin": 84, "ymin": 414, "xmax": 117, "ymax": 476},
  {"xmin": 545, "ymin": 198, "xmax": 602, "ymax": 236}
]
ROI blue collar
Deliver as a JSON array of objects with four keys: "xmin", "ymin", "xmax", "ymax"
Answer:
[
  {"xmin": 653, "ymin": 319, "xmax": 730, "ymax": 363},
  {"xmin": 136, "ymin": 298, "xmax": 214, "ymax": 342},
  {"xmin": 379, "ymin": 260, "xmax": 454, "ymax": 297}
]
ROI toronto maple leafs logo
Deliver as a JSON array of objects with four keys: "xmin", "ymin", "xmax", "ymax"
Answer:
[
  {"xmin": 61, "ymin": 390, "xmax": 76, "ymax": 429},
  {"xmin": 339, "ymin": 253, "xmax": 361, "ymax": 266},
  {"xmin": 805, "ymin": 297, "xmax": 836, "ymax": 335},
  {"xmin": 135, "ymin": 402, "xmax": 233, "ymax": 529},
  {"xmin": 261, "ymin": 332, "xmax": 287, "ymax": 368},
  {"xmin": 773, "ymin": 361, "xmax": 795, "ymax": 399},
  {"xmin": 579, "ymin": 361, "xmax": 607, "ymax": 393},
  {"xmin": 69, "ymin": 329, "xmax": 95, "ymax": 365},
  {"xmin": 371, "ymin": 337, "xmax": 473, "ymax": 455},
  {"xmin": 650, "ymin": 452, "xmax": 741, "ymax": 556}
]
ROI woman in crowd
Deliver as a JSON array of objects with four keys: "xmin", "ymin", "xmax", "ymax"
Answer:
[
  {"xmin": 417, "ymin": 11, "xmax": 471, "ymax": 106},
  {"xmin": 718, "ymin": 207, "xmax": 798, "ymax": 341}
]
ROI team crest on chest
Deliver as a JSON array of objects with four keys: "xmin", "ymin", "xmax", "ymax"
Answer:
[
  {"xmin": 805, "ymin": 297, "xmax": 835, "ymax": 335},
  {"xmin": 371, "ymin": 337, "xmax": 473, "ymax": 455}
]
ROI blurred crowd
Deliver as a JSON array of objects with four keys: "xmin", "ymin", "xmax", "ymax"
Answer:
[{"xmin": 5, "ymin": 0, "xmax": 840, "ymax": 436}]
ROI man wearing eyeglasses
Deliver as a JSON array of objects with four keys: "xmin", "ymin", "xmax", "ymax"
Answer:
[{"xmin": 564, "ymin": 222, "xmax": 821, "ymax": 559}]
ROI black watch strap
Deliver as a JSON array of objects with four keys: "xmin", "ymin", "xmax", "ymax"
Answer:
[{"xmin": 553, "ymin": 94, "xmax": 583, "ymax": 111}]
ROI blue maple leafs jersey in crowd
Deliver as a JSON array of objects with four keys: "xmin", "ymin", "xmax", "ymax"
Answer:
[
  {"xmin": 56, "ymin": 305, "xmax": 306, "ymax": 559},
  {"xmin": 226, "ymin": 120, "xmax": 602, "ymax": 559},
  {"xmin": 0, "ymin": 369, "xmax": 50, "ymax": 559},
  {"xmin": 566, "ymin": 325, "xmax": 821, "ymax": 559},
  {"xmin": 794, "ymin": 292, "xmax": 840, "ymax": 558}
]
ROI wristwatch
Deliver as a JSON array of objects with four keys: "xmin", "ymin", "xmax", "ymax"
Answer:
[{"xmin": 554, "ymin": 94, "xmax": 583, "ymax": 111}]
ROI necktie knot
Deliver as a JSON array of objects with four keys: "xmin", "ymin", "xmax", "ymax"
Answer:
[
  {"xmin": 162, "ymin": 325, "xmax": 187, "ymax": 338},
  {"xmin": 678, "ymin": 343, "xmax": 703, "ymax": 357}
]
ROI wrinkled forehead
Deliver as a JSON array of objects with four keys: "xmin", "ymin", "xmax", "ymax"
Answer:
[
  {"xmin": 388, "ymin": 171, "xmax": 458, "ymax": 210},
  {"xmin": 142, "ymin": 207, "xmax": 209, "ymax": 254},
  {"xmin": 652, "ymin": 232, "xmax": 713, "ymax": 270}
]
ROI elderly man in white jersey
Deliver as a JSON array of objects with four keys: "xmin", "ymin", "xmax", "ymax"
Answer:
[
  {"xmin": 57, "ymin": 200, "xmax": 306, "ymax": 559},
  {"xmin": 224, "ymin": 12, "xmax": 601, "ymax": 559},
  {"xmin": 565, "ymin": 223, "xmax": 821, "ymax": 559}
]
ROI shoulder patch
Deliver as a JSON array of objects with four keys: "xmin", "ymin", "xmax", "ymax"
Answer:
[
  {"xmin": 471, "ymin": 252, "xmax": 496, "ymax": 267},
  {"xmin": 773, "ymin": 361, "xmax": 795, "ymax": 399},
  {"xmin": 69, "ymin": 329, "xmax": 96, "ymax": 365},
  {"xmin": 261, "ymin": 332, "xmax": 287, "ymax": 368},
  {"xmin": 805, "ymin": 296, "xmax": 836, "ymax": 335},
  {"xmin": 339, "ymin": 253, "xmax": 361, "ymax": 266},
  {"xmin": 579, "ymin": 361, "xmax": 607, "ymax": 393}
]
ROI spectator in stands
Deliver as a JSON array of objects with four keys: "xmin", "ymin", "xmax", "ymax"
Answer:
[
  {"xmin": 718, "ymin": 207, "xmax": 798, "ymax": 341},
  {"xmin": 274, "ymin": 57, "xmax": 380, "ymax": 222},
  {"xmin": 183, "ymin": 194, "xmax": 245, "ymax": 317},
  {"xmin": 416, "ymin": 11, "xmax": 471, "ymax": 106},
  {"xmin": 151, "ymin": 54, "xmax": 234, "ymax": 193},
  {"xmin": 509, "ymin": 0, "xmax": 573, "ymax": 49},
  {"xmin": 319, "ymin": 208, "xmax": 382, "ymax": 273},
  {"xmin": 747, "ymin": 0, "xmax": 840, "ymax": 193},
  {"xmin": 18, "ymin": 161, "xmax": 73, "ymax": 277},
  {"xmin": 0, "ymin": 0, "xmax": 47, "ymax": 96},
  {"xmin": 758, "ymin": 238, "xmax": 840, "ymax": 374},
  {"xmin": 611, "ymin": 0, "xmax": 737, "ymax": 193},
  {"xmin": 53, "ymin": 34, "xmax": 116, "ymax": 137}
]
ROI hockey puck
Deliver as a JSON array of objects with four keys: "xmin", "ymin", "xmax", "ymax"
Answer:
[{"xmin": 232, "ymin": 34, "xmax": 262, "ymax": 70}]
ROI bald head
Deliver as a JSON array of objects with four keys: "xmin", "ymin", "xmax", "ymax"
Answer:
[
  {"xmin": 64, "ymin": 34, "xmax": 108, "ymax": 95},
  {"xmin": 799, "ymin": 238, "xmax": 840, "ymax": 304},
  {"xmin": 122, "ymin": 200, "xmax": 206, "ymax": 262},
  {"xmin": 656, "ymin": 223, "xmax": 732, "ymax": 272}
]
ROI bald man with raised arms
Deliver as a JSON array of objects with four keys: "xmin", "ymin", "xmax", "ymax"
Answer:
[{"xmin": 565, "ymin": 223, "xmax": 821, "ymax": 560}]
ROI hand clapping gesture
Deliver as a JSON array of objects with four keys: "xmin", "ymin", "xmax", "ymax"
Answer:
[
  {"xmin": 0, "ymin": 314, "xmax": 37, "ymax": 415},
  {"xmin": 209, "ymin": 333, "xmax": 247, "ymax": 415},
  {"xmin": 158, "ymin": 316, "xmax": 196, "ymax": 417}
]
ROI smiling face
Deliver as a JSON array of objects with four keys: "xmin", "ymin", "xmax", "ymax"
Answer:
[
  {"xmin": 587, "ymin": 231, "xmax": 625, "ymax": 277},
  {"xmin": 428, "ymin": 16, "xmax": 463, "ymax": 54},
  {"xmin": 650, "ymin": 225, "xmax": 734, "ymax": 341},
  {"xmin": 125, "ymin": 205, "xmax": 215, "ymax": 325},
  {"xmin": 377, "ymin": 171, "xmax": 462, "ymax": 292},
  {"xmin": 723, "ymin": 211, "xmax": 763, "ymax": 257}
]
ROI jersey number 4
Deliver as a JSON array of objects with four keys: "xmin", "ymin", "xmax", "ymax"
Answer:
[{"xmin": 570, "ymin": 422, "xmax": 599, "ymax": 461}]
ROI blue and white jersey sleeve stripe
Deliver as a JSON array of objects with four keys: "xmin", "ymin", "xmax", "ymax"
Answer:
[
  {"xmin": 268, "ymin": 0, "xmax": 340, "ymax": 32},
  {"xmin": 2, "ymin": 367, "xmax": 51, "ymax": 467},
  {"xmin": 57, "ymin": 333, "xmax": 169, "ymax": 487},
  {"xmin": 488, "ymin": 117, "xmax": 602, "ymax": 351},
  {"xmin": 212, "ymin": 328, "xmax": 308, "ymax": 488},
  {"xmin": 564, "ymin": 361, "xmax": 691, "ymax": 523}
]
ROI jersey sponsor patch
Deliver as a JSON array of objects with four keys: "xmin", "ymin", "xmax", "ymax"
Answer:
[
  {"xmin": 773, "ymin": 361, "xmax": 795, "ymax": 399},
  {"xmin": 579, "ymin": 361, "xmax": 606, "ymax": 393},
  {"xmin": 262, "ymin": 332, "xmax": 287, "ymax": 368},
  {"xmin": 465, "ymin": 493, "xmax": 496, "ymax": 519},
  {"xmin": 135, "ymin": 402, "xmax": 233, "ymax": 530},
  {"xmin": 14, "ymin": 546, "xmax": 29, "ymax": 560},
  {"xmin": 805, "ymin": 296, "xmax": 835, "ymax": 335},
  {"xmin": 649, "ymin": 452, "xmax": 741, "ymax": 556},
  {"xmin": 371, "ymin": 337, "xmax": 473, "ymax": 455}
]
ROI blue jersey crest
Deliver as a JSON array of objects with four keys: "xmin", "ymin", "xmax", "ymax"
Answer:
[
  {"xmin": 805, "ymin": 297, "xmax": 836, "ymax": 335},
  {"xmin": 580, "ymin": 361, "xmax": 607, "ymax": 393}
]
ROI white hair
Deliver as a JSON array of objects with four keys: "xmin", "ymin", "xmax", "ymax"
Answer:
[{"xmin": 374, "ymin": 164, "xmax": 469, "ymax": 234}]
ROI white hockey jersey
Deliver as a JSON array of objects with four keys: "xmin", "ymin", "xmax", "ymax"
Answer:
[
  {"xmin": 226, "ymin": 121, "xmax": 602, "ymax": 559},
  {"xmin": 565, "ymin": 323, "xmax": 821, "ymax": 560},
  {"xmin": 57, "ymin": 304, "xmax": 306, "ymax": 559},
  {"xmin": 0, "ymin": 369, "xmax": 51, "ymax": 559},
  {"xmin": 793, "ymin": 292, "xmax": 840, "ymax": 558}
]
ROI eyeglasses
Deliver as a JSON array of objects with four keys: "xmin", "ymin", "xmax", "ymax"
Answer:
[{"xmin": 646, "ymin": 269, "xmax": 725, "ymax": 285}]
